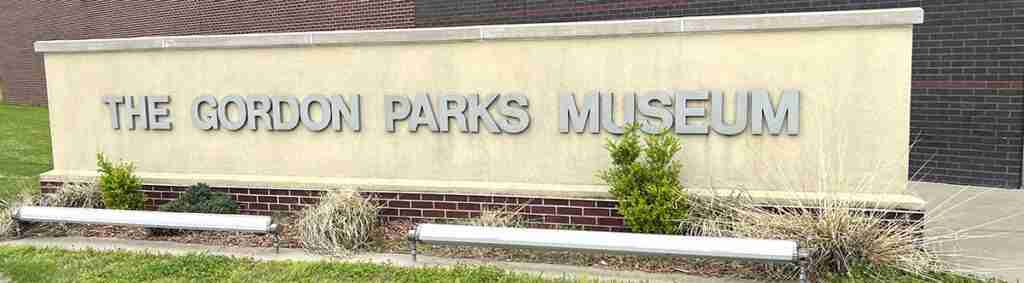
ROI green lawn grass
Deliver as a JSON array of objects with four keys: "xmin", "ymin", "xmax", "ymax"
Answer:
[
  {"xmin": 0, "ymin": 246, "xmax": 579, "ymax": 283},
  {"xmin": 0, "ymin": 104, "xmax": 51, "ymax": 202},
  {"xmin": 0, "ymin": 104, "xmax": 51, "ymax": 177},
  {"xmin": 826, "ymin": 262, "xmax": 1003, "ymax": 283}
]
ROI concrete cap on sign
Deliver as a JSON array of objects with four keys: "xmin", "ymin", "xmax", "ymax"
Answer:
[{"xmin": 34, "ymin": 8, "xmax": 923, "ymax": 53}]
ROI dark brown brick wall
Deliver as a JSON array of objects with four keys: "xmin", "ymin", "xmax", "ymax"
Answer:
[
  {"xmin": 40, "ymin": 180, "xmax": 924, "ymax": 230},
  {"xmin": 39, "ymin": 181, "xmax": 629, "ymax": 231},
  {"xmin": 0, "ymin": 1, "xmax": 80, "ymax": 105},
  {"xmin": 415, "ymin": 0, "xmax": 691, "ymax": 26},
  {"xmin": 0, "ymin": 0, "xmax": 414, "ymax": 105}
]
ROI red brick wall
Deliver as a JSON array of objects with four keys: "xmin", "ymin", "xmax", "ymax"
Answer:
[
  {"xmin": 41, "ymin": 181, "xmax": 924, "ymax": 231},
  {"xmin": 40, "ymin": 181, "xmax": 629, "ymax": 231},
  {"xmin": 74, "ymin": 0, "xmax": 414, "ymax": 37},
  {"xmin": 0, "ymin": 0, "xmax": 414, "ymax": 105},
  {"xmin": 0, "ymin": 1, "xmax": 81, "ymax": 105}
]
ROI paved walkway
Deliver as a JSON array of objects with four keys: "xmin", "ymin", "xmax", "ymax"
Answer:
[
  {"xmin": 0, "ymin": 237, "xmax": 754, "ymax": 283},
  {"xmin": 910, "ymin": 181, "xmax": 1024, "ymax": 282}
]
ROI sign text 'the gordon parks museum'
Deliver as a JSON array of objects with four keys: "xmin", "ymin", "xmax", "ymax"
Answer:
[{"xmin": 100, "ymin": 90, "xmax": 799, "ymax": 136}]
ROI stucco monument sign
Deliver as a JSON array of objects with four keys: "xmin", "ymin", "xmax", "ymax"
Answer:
[{"xmin": 35, "ymin": 8, "xmax": 924, "ymax": 209}]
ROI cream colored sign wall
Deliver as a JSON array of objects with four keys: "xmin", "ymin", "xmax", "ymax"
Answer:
[{"xmin": 40, "ymin": 10, "xmax": 916, "ymax": 196}]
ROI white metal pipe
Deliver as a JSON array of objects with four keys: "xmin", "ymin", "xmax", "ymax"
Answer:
[
  {"xmin": 14, "ymin": 206, "xmax": 274, "ymax": 233},
  {"xmin": 410, "ymin": 224, "xmax": 799, "ymax": 262}
]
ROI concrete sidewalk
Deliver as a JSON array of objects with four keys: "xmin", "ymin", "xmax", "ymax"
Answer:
[
  {"xmin": 910, "ymin": 181, "xmax": 1024, "ymax": 282},
  {"xmin": 0, "ymin": 237, "xmax": 755, "ymax": 283}
]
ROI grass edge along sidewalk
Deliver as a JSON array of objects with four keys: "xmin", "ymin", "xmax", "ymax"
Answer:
[
  {"xmin": 0, "ymin": 245, "xmax": 591, "ymax": 283},
  {"xmin": 0, "ymin": 239, "xmax": 1002, "ymax": 283}
]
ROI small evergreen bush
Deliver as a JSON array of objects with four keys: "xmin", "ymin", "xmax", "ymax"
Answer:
[
  {"xmin": 159, "ymin": 183, "xmax": 238, "ymax": 214},
  {"xmin": 599, "ymin": 124, "xmax": 689, "ymax": 234},
  {"xmin": 96, "ymin": 153, "xmax": 144, "ymax": 210}
]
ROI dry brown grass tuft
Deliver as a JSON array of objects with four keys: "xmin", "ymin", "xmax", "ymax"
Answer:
[
  {"xmin": 671, "ymin": 117, "xmax": 1024, "ymax": 280},
  {"xmin": 0, "ymin": 199, "xmax": 14, "ymax": 238},
  {"xmin": 38, "ymin": 182, "xmax": 103, "ymax": 208},
  {"xmin": 297, "ymin": 190, "xmax": 379, "ymax": 256},
  {"xmin": 690, "ymin": 193, "xmax": 941, "ymax": 278},
  {"xmin": 680, "ymin": 138, "xmax": 1022, "ymax": 281},
  {"xmin": 464, "ymin": 204, "xmax": 528, "ymax": 228},
  {"xmin": 0, "ymin": 192, "xmax": 38, "ymax": 238},
  {"xmin": 682, "ymin": 185, "xmax": 990, "ymax": 283}
]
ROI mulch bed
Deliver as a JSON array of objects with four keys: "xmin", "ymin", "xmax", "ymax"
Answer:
[{"xmin": 14, "ymin": 218, "xmax": 791, "ymax": 281}]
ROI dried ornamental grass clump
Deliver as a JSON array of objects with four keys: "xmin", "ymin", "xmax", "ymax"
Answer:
[
  {"xmin": 666, "ymin": 104, "xmax": 1024, "ymax": 281},
  {"xmin": 298, "ymin": 191, "xmax": 379, "ymax": 255},
  {"xmin": 38, "ymin": 182, "xmax": 103, "ymax": 208},
  {"xmin": 465, "ymin": 205, "xmax": 527, "ymax": 228},
  {"xmin": 0, "ymin": 199, "xmax": 15, "ymax": 238},
  {"xmin": 681, "ymin": 146, "xmax": 1017, "ymax": 281},
  {"xmin": 0, "ymin": 192, "xmax": 38, "ymax": 238},
  {"xmin": 686, "ymin": 190, "xmax": 952, "ymax": 280}
]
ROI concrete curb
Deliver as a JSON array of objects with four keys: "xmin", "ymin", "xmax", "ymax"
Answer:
[{"xmin": 0, "ymin": 237, "xmax": 759, "ymax": 283}]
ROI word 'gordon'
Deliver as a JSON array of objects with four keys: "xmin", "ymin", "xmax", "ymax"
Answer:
[{"xmin": 190, "ymin": 95, "xmax": 361, "ymax": 132}]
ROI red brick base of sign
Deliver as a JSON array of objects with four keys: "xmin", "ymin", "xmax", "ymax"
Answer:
[
  {"xmin": 39, "ymin": 181, "xmax": 925, "ymax": 232},
  {"xmin": 39, "ymin": 181, "xmax": 629, "ymax": 231}
]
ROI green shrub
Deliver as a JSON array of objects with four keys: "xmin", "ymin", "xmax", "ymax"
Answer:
[
  {"xmin": 159, "ymin": 183, "xmax": 238, "ymax": 214},
  {"xmin": 298, "ymin": 191, "xmax": 379, "ymax": 255},
  {"xmin": 96, "ymin": 153, "xmax": 144, "ymax": 210},
  {"xmin": 599, "ymin": 124, "xmax": 688, "ymax": 234}
]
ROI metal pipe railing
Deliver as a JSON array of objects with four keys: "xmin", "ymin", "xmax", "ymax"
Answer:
[
  {"xmin": 408, "ymin": 224, "xmax": 812, "ymax": 282},
  {"xmin": 14, "ymin": 206, "xmax": 282, "ymax": 252}
]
